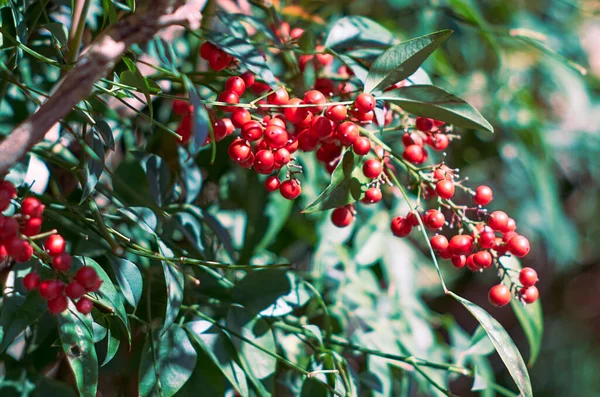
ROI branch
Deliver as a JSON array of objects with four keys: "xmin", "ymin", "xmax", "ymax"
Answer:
[{"xmin": 0, "ymin": 0, "xmax": 205, "ymax": 176}]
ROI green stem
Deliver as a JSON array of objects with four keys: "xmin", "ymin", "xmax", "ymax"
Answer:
[{"xmin": 67, "ymin": 0, "xmax": 92, "ymax": 65}]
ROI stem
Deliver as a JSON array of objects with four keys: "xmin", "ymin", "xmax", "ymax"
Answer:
[{"xmin": 67, "ymin": 0, "xmax": 92, "ymax": 65}]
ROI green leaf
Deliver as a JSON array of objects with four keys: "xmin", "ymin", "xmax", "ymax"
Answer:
[
  {"xmin": 138, "ymin": 327, "xmax": 197, "ymax": 397},
  {"xmin": 185, "ymin": 321, "xmax": 250, "ymax": 396},
  {"xmin": 41, "ymin": 23, "xmax": 68, "ymax": 48},
  {"xmin": 324, "ymin": 16, "xmax": 396, "ymax": 51},
  {"xmin": 303, "ymin": 149, "xmax": 370, "ymax": 213},
  {"xmin": 187, "ymin": 85, "xmax": 212, "ymax": 155},
  {"xmin": 57, "ymin": 301, "xmax": 98, "ymax": 397},
  {"xmin": 121, "ymin": 58, "xmax": 156, "ymax": 119},
  {"xmin": 131, "ymin": 152, "xmax": 171, "ymax": 207},
  {"xmin": 79, "ymin": 128, "xmax": 105, "ymax": 203},
  {"xmin": 449, "ymin": 291, "xmax": 532, "ymax": 397},
  {"xmin": 177, "ymin": 146, "xmax": 202, "ymax": 204},
  {"xmin": 118, "ymin": 206, "xmax": 158, "ymax": 236},
  {"xmin": 0, "ymin": 291, "xmax": 47, "ymax": 354},
  {"xmin": 95, "ymin": 316, "xmax": 121, "ymax": 367},
  {"xmin": 108, "ymin": 256, "xmax": 143, "ymax": 309},
  {"xmin": 158, "ymin": 242, "xmax": 184, "ymax": 334},
  {"xmin": 330, "ymin": 50, "xmax": 368, "ymax": 84},
  {"xmin": 379, "ymin": 85, "xmax": 494, "ymax": 132},
  {"xmin": 113, "ymin": 153, "xmax": 151, "ymax": 207},
  {"xmin": 364, "ymin": 30, "xmax": 452, "ymax": 94},
  {"xmin": 204, "ymin": 31, "xmax": 278, "ymax": 90},
  {"xmin": 94, "ymin": 120, "xmax": 115, "ymax": 151}
]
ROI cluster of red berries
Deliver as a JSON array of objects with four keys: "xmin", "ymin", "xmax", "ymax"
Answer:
[
  {"xmin": 199, "ymin": 42, "xmax": 233, "ymax": 72},
  {"xmin": 401, "ymin": 116, "xmax": 450, "ymax": 164},
  {"xmin": 0, "ymin": 180, "xmax": 101, "ymax": 315}
]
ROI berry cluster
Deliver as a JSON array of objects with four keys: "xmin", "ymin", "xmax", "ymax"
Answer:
[{"xmin": 0, "ymin": 180, "xmax": 101, "ymax": 315}]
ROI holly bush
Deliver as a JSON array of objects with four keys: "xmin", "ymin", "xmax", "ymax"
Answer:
[{"xmin": 0, "ymin": 0, "xmax": 595, "ymax": 396}]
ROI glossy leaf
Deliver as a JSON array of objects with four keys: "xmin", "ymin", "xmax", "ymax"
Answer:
[
  {"xmin": 138, "ymin": 327, "xmax": 197, "ymax": 397},
  {"xmin": 158, "ymin": 242, "xmax": 184, "ymax": 334},
  {"xmin": 57, "ymin": 301, "xmax": 98, "ymax": 397},
  {"xmin": 41, "ymin": 22, "xmax": 68, "ymax": 48},
  {"xmin": 204, "ymin": 31, "xmax": 278, "ymax": 90},
  {"xmin": 364, "ymin": 30, "xmax": 452, "ymax": 94},
  {"xmin": 94, "ymin": 120, "xmax": 115, "ymax": 151},
  {"xmin": 303, "ymin": 149, "xmax": 369, "ymax": 213},
  {"xmin": 109, "ymin": 256, "xmax": 143, "ymax": 309},
  {"xmin": 80, "ymin": 128, "xmax": 105, "ymax": 203},
  {"xmin": 379, "ymin": 85, "xmax": 494, "ymax": 132},
  {"xmin": 449, "ymin": 291, "xmax": 532, "ymax": 397},
  {"xmin": 0, "ymin": 291, "xmax": 46, "ymax": 354},
  {"xmin": 131, "ymin": 152, "xmax": 171, "ymax": 207},
  {"xmin": 331, "ymin": 51, "xmax": 368, "ymax": 84},
  {"xmin": 187, "ymin": 86, "xmax": 212, "ymax": 155},
  {"xmin": 324, "ymin": 16, "xmax": 396, "ymax": 51}
]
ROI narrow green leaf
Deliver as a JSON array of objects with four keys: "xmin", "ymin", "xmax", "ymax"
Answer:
[
  {"xmin": 131, "ymin": 152, "xmax": 171, "ymax": 207},
  {"xmin": 79, "ymin": 129, "xmax": 104, "ymax": 203},
  {"xmin": 57, "ymin": 301, "xmax": 98, "ymax": 397},
  {"xmin": 324, "ymin": 16, "xmax": 396, "ymax": 50},
  {"xmin": 329, "ymin": 50, "xmax": 368, "ymax": 84},
  {"xmin": 41, "ymin": 23, "xmax": 68, "ymax": 48},
  {"xmin": 108, "ymin": 256, "xmax": 143, "ymax": 309},
  {"xmin": 364, "ymin": 30, "xmax": 452, "ymax": 94},
  {"xmin": 449, "ymin": 291, "xmax": 532, "ymax": 397},
  {"xmin": 0, "ymin": 292, "xmax": 46, "ymax": 354},
  {"xmin": 380, "ymin": 85, "xmax": 494, "ymax": 132},
  {"xmin": 139, "ymin": 327, "xmax": 197, "ymax": 397},
  {"xmin": 303, "ymin": 149, "xmax": 369, "ymax": 213},
  {"xmin": 158, "ymin": 242, "xmax": 184, "ymax": 334},
  {"xmin": 94, "ymin": 120, "xmax": 115, "ymax": 151},
  {"xmin": 187, "ymin": 85, "xmax": 213, "ymax": 156}
]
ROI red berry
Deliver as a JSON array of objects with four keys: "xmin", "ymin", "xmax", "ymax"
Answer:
[
  {"xmin": 232, "ymin": 109, "xmax": 252, "ymax": 128},
  {"xmin": 489, "ymin": 284, "xmax": 511, "ymax": 307},
  {"xmin": 53, "ymin": 253, "xmax": 73, "ymax": 272},
  {"xmin": 0, "ymin": 244, "xmax": 6, "ymax": 261},
  {"xmin": 466, "ymin": 254, "xmax": 479, "ymax": 271},
  {"xmin": 213, "ymin": 118, "xmax": 235, "ymax": 142},
  {"xmin": 254, "ymin": 150, "xmax": 275, "ymax": 174},
  {"xmin": 208, "ymin": 50, "xmax": 232, "ymax": 71},
  {"xmin": 250, "ymin": 82, "xmax": 270, "ymax": 95},
  {"xmin": 488, "ymin": 211, "xmax": 509, "ymax": 231},
  {"xmin": 403, "ymin": 145, "xmax": 426, "ymax": 164},
  {"xmin": 315, "ymin": 77, "xmax": 335, "ymax": 97},
  {"xmin": 267, "ymin": 88, "xmax": 289, "ymax": 105},
  {"xmin": 310, "ymin": 116, "xmax": 334, "ymax": 140},
  {"xmin": 473, "ymin": 251, "xmax": 493, "ymax": 269},
  {"xmin": 240, "ymin": 71, "xmax": 255, "ymax": 87},
  {"xmin": 280, "ymin": 180, "xmax": 301, "ymax": 200},
  {"xmin": 478, "ymin": 229, "xmax": 496, "ymax": 249},
  {"xmin": 519, "ymin": 267, "xmax": 538, "ymax": 287},
  {"xmin": 21, "ymin": 197, "xmax": 45, "ymax": 218},
  {"xmin": 225, "ymin": 76, "xmax": 246, "ymax": 96},
  {"xmin": 0, "ymin": 180, "xmax": 17, "ymax": 198},
  {"xmin": 75, "ymin": 267, "xmax": 100, "ymax": 291},
  {"xmin": 176, "ymin": 113, "xmax": 192, "ymax": 144},
  {"xmin": 336, "ymin": 122, "xmax": 359, "ymax": 146},
  {"xmin": 520, "ymin": 286, "xmax": 539, "ymax": 304},
  {"xmin": 297, "ymin": 129, "xmax": 319, "ymax": 152},
  {"xmin": 352, "ymin": 109, "xmax": 374, "ymax": 123},
  {"xmin": 473, "ymin": 186, "xmax": 493, "ymax": 206},
  {"xmin": 448, "ymin": 235, "xmax": 474, "ymax": 256},
  {"xmin": 363, "ymin": 159, "xmax": 383, "ymax": 179},
  {"xmin": 362, "ymin": 187, "xmax": 382, "ymax": 204},
  {"xmin": 267, "ymin": 117, "xmax": 286, "ymax": 128},
  {"xmin": 451, "ymin": 255, "xmax": 467, "ymax": 269},
  {"xmin": 172, "ymin": 99, "xmax": 190, "ymax": 115},
  {"xmin": 354, "ymin": 93, "xmax": 376, "ymax": 113},
  {"xmin": 429, "ymin": 134, "xmax": 449, "ymax": 151},
  {"xmin": 424, "ymin": 209, "xmax": 445, "ymax": 230},
  {"xmin": 45, "ymin": 234, "xmax": 66, "ymax": 256},
  {"xmin": 508, "ymin": 235, "xmax": 530, "ymax": 257},
  {"xmin": 48, "ymin": 295, "xmax": 68, "ymax": 314},
  {"xmin": 503, "ymin": 218, "xmax": 517, "ymax": 233},
  {"xmin": 228, "ymin": 139, "xmax": 252, "ymax": 163},
  {"xmin": 402, "ymin": 132, "xmax": 424, "ymax": 147},
  {"xmin": 436, "ymin": 180, "xmax": 455, "ymax": 199},
  {"xmin": 241, "ymin": 121, "xmax": 263, "ymax": 141},
  {"xmin": 200, "ymin": 42, "xmax": 218, "ymax": 59},
  {"xmin": 265, "ymin": 176, "xmax": 281, "ymax": 192},
  {"xmin": 23, "ymin": 272, "xmax": 41, "ymax": 291},
  {"xmin": 391, "ymin": 216, "xmax": 412, "ymax": 237},
  {"xmin": 76, "ymin": 297, "xmax": 94, "ymax": 314},
  {"xmin": 238, "ymin": 153, "xmax": 255, "ymax": 169},
  {"xmin": 274, "ymin": 148, "xmax": 291, "ymax": 166},
  {"xmin": 326, "ymin": 105, "xmax": 348, "ymax": 122},
  {"xmin": 407, "ymin": 212, "xmax": 422, "ymax": 227},
  {"xmin": 0, "ymin": 190, "xmax": 12, "ymax": 211},
  {"xmin": 303, "ymin": 90, "xmax": 327, "ymax": 113},
  {"xmin": 353, "ymin": 136, "xmax": 371, "ymax": 155},
  {"xmin": 21, "ymin": 217, "xmax": 42, "ymax": 237},
  {"xmin": 284, "ymin": 98, "xmax": 309, "ymax": 123},
  {"xmin": 217, "ymin": 90, "xmax": 240, "ymax": 113},
  {"xmin": 66, "ymin": 281, "xmax": 86, "ymax": 300},
  {"xmin": 502, "ymin": 231, "xmax": 518, "ymax": 243},
  {"xmin": 39, "ymin": 280, "xmax": 65, "ymax": 300},
  {"xmin": 331, "ymin": 206, "xmax": 354, "ymax": 228},
  {"xmin": 415, "ymin": 117, "xmax": 433, "ymax": 132},
  {"xmin": 7, "ymin": 238, "xmax": 33, "ymax": 262},
  {"xmin": 430, "ymin": 235, "xmax": 449, "ymax": 252},
  {"xmin": 0, "ymin": 216, "xmax": 18, "ymax": 239},
  {"xmin": 264, "ymin": 125, "xmax": 289, "ymax": 149}
]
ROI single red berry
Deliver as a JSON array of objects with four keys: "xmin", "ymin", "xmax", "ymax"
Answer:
[
  {"xmin": 274, "ymin": 148, "xmax": 291, "ymax": 166},
  {"xmin": 172, "ymin": 99, "xmax": 190, "ymax": 115},
  {"xmin": 265, "ymin": 176, "xmax": 281, "ymax": 192},
  {"xmin": 66, "ymin": 281, "xmax": 86, "ymax": 300},
  {"xmin": 200, "ymin": 42, "xmax": 218, "ymax": 59},
  {"xmin": 403, "ymin": 145, "xmax": 426, "ymax": 164},
  {"xmin": 241, "ymin": 121, "xmax": 263, "ymax": 141},
  {"xmin": 0, "ymin": 216, "xmax": 18, "ymax": 239},
  {"xmin": 451, "ymin": 255, "xmax": 467, "ymax": 269},
  {"xmin": 48, "ymin": 295, "xmax": 68, "ymax": 315},
  {"xmin": 502, "ymin": 231, "xmax": 518, "ymax": 243},
  {"xmin": 402, "ymin": 132, "xmax": 424, "ymax": 147},
  {"xmin": 240, "ymin": 71, "xmax": 255, "ymax": 87},
  {"xmin": 520, "ymin": 286, "xmax": 539, "ymax": 304},
  {"xmin": 352, "ymin": 109, "xmax": 375, "ymax": 123},
  {"xmin": 415, "ymin": 117, "xmax": 433, "ymax": 132},
  {"xmin": 466, "ymin": 254, "xmax": 479, "ymax": 271},
  {"xmin": 87, "ymin": 277, "xmax": 103, "ymax": 293},
  {"xmin": 406, "ymin": 212, "xmax": 421, "ymax": 227},
  {"xmin": 76, "ymin": 297, "xmax": 94, "ymax": 314},
  {"xmin": 303, "ymin": 90, "xmax": 327, "ymax": 113},
  {"xmin": 478, "ymin": 229, "xmax": 496, "ymax": 249},
  {"xmin": 53, "ymin": 252, "xmax": 73, "ymax": 272},
  {"xmin": 284, "ymin": 98, "xmax": 309, "ymax": 123},
  {"xmin": 225, "ymin": 76, "xmax": 246, "ymax": 96},
  {"xmin": 267, "ymin": 88, "xmax": 289, "ymax": 105},
  {"xmin": 429, "ymin": 134, "xmax": 449, "ymax": 151},
  {"xmin": 23, "ymin": 272, "xmax": 41, "ymax": 291},
  {"xmin": 267, "ymin": 117, "xmax": 286, "ymax": 128},
  {"xmin": 0, "ymin": 180, "xmax": 17, "ymax": 198},
  {"xmin": 297, "ymin": 129, "xmax": 319, "ymax": 152},
  {"xmin": 331, "ymin": 206, "xmax": 354, "ymax": 228},
  {"xmin": 354, "ymin": 93, "xmax": 376, "ymax": 113},
  {"xmin": 39, "ymin": 279, "xmax": 65, "ymax": 300},
  {"xmin": 264, "ymin": 125, "xmax": 289, "ymax": 149},
  {"xmin": 217, "ymin": 90, "xmax": 240, "ymax": 112},
  {"xmin": 290, "ymin": 27, "xmax": 304, "ymax": 40},
  {"xmin": 228, "ymin": 139, "xmax": 252, "ymax": 163},
  {"xmin": 238, "ymin": 153, "xmax": 255, "ymax": 169},
  {"xmin": 503, "ymin": 218, "xmax": 517, "ymax": 233},
  {"xmin": 232, "ymin": 109, "xmax": 252, "ymax": 128},
  {"xmin": 208, "ymin": 50, "xmax": 232, "ymax": 71},
  {"xmin": 519, "ymin": 267, "xmax": 538, "ymax": 287},
  {"xmin": 473, "ymin": 186, "xmax": 493, "ymax": 206},
  {"xmin": 0, "ymin": 189, "xmax": 12, "ymax": 211},
  {"xmin": 362, "ymin": 187, "xmax": 382, "ymax": 204},
  {"xmin": 363, "ymin": 159, "xmax": 383, "ymax": 179},
  {"xmin": 436, "ymin": 180, "xmax": 455, "ymax": 199},
  {"xmin": 489, "ymin": 284, "xmax": 511, "ymax": 307},
  {"xmin": 250, "ymin": 82, "xmax": 270, "ymax": 95},
  {"xmin": 44, "ymin": 234, "xmax": 66, "ymax": 256},
  {"xmin": 353, "ymin": 136, "xmax": 371, "ymax": 155},
  {"xmin": 176, "ymin": 113, "xmax": 192, "ymax": 144},
  {"xmin": 7, "ymin": 238, "xmax": 33, "ymax": 262},
  {"xmin": 75, "ymin": 267, "xmax": 100, "ymax": 291},
  {"xmin": 335, "ymin": 122, "xmax": 358, "ymax": 146},
  {"xmin": 508, "ymin": 235, "xmax": 530, "ymax": 257},
  {"xmin": 213, "ymin": 118, "xmax": 235, "ymax": 142},
  {"xmin": 254, "ymin": 150, "xmax": 275, "ymax": 174},
  {"xmin": 473, "ymin": 251, "xmax": 493, "ymax": 269},
  {"xmin": 280, "ymin": 180, "xmax": 301, "ymax": 200},
  {"xmin": 424, "ymin": 209, "xmax": 445, "ymax": 230},
  {"xmin": 21, "ymin": 197, "xmax": 45, "ymax": 218},
  {"xmin": 310, "ymin": 116, "xmax": 334, "ymax": 140},
  {"xmin": 0, "ymin": 244, "xmax": 6, "ymax": 261},
  {"xmin": 448, "ymin": 235, "xmax": 474, "ymax": 256},
  {"xmin": 21, "ymin": 217, "xmax": 42, "ymax": 237},
  {"xmin": 488, "ymin": 211, "xmax": 509, "ymax": 231},
  {"xmin": 430, "ymin": 235, "xmax": 449, "ymax": 252},
  {"xmin": 326, "ymin": 105, "xmax": 347, "ymax": 122},
  {"xmin": 391, "ymin": 216, "xmax": 412, "ymax": 237}
]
